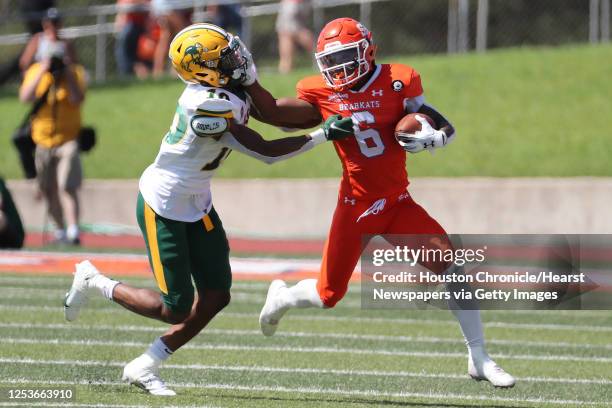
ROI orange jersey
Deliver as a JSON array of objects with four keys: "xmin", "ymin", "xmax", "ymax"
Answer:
[{"xmin": 297, "ymin": 63, "xmax": 424, "ymax": 200}]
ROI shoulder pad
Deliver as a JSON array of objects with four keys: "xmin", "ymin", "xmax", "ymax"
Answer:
[
  {"xmin": 196, "ymin": 97, "xmax": 235, "ymax": 119},
  {"xmin": 389, "ymin": 64, "xmax": 422, "ymax": 98},
  {"xmin": 296, "ymin": 75, "xmax": 325, "ymax": 92},
  {"xmin": 389, "ymin": 63, "xmax": 416, "ymax": 74}
]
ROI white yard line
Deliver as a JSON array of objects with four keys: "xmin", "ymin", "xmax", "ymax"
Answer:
[
  {"xmin": 1, "ymin": 275, "xmax": 608, "ymax": 317},
  {"xmin": 2, "ymin": 322, "xmax": 611, "ymax": 351},
  {"xmin": 0, "ymin": 404, "xmax": 212, "ymax": 408},
  {"xmin": 0, "ymin": 378, "xmax": 606, "ymax": 406},
  {"xmin": 0, "ymin": 276, "xmax": 271, "ymax": 293},
  {"xmin": 0, "ymin": 290, "xmax": 265, "ymax": 303},
  {"xmin": 222, "ymin": 312, "xmax": 612, "ymax": 333},
  {"xmin": 3, "ymin": 337, "xmax": 612, "ymax": 363},
  {"xmin": 0, "ymin": 357, "xmax": 610, "ymax": 385},
  {"xmin": 0, "ymin": 404, "xmax": 148, "ymax": 408},
  {"xmin": 1, "ymin": 404, "xmax": 213, "ymax": 408},
  {"xmin": 1, "ymin": 304, "xmax": 611, "ymax": 333}
]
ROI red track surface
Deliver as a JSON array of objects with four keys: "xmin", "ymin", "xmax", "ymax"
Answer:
[
  {"xmin": 8, "ymin": 233, "xmax": 335, "ymax": 280},
  {"xmin": 24, "ymin": 233, "xmax": 325, "ymax": 255},
  {"xmin": 0, "ymin": 250, "xmax": 337, "ymax": 281},
  {"xmin": 7, "ymin": 234, "xmax": 609, "ymax": 289}
]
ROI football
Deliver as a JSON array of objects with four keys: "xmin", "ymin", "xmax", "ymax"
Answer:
[{"xmin": 394, "ymin": 113, "xmax": 436, "ymax": 137}]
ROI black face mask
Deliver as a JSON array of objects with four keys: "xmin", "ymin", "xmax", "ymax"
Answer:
[{"xmin": 218, "ymin": 39, "xmax": 246, "ymax": 76}]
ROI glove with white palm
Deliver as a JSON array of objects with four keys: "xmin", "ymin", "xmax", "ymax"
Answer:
[{"xmin": 396, "ymin": 115, "xmax": 448, "ymax": 153}]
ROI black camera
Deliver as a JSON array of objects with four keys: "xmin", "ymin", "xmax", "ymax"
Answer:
[{"xmin": 49, "ymin": 56, "xmax": 65, "ymax": 74}]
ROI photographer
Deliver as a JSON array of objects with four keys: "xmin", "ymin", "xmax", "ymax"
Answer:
[{"xmin": 19, "ymin": 10, "xmax": 86, "ymax": 246}]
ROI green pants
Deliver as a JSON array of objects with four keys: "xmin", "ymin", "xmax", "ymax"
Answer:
[{"xmin": 136, "ymin": 192, "xmax": 231, "ymax": 313}]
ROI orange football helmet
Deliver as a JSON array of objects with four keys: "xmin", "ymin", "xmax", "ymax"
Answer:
[{"xmin": 315, "ymin": 18, "xmax": 377, "ymax": 91}]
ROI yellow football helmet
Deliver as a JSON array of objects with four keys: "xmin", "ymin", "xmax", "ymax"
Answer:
[{"xmin": 168, "ymin": 23, "xmax": 245, "ymax": 87}]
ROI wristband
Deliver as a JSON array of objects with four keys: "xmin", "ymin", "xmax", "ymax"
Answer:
[{"xmin": 308, "ymin": 128, "xmax": 327, "ymax": 145}]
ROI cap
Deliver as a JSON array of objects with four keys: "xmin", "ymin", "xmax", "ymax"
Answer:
[{"xmin": 44, "ymin": 8, "xmax": 62, "ymax": 23}]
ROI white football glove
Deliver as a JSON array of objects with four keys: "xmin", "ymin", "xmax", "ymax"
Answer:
[
  {"xmin": 396, "ymin": 115, "xmax": 448, "ymax": 154},
  {"xmin": 232, "ymin": 36, "xmax": 258, "ymax": 86}
]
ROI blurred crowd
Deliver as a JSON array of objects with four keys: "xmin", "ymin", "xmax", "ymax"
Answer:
[
  {"xmin": 114, "ymin": 0, "xmax": 244, "ymax": 78},
  {"xmin": 114, "ymin": 0, "xmax": 313, "ymax": 78},
  {"xmin": 0, "ymin": 0, "xmax": 316, "ymax": 84}
]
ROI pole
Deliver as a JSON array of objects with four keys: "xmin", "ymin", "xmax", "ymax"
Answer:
[
  {"xmin": 313, "ymin": 0, "xmax": 324, "ymax": 36},
  {"xmin": 476, "ymin": 0, "xmax": 489, "ymax": 52},
  {"xmin": 241, "ymin": 10, "xmax": 252, "ymax": 49},
  {"xmin": 360, "ymin": 0, "xmax": 372, "ymax": 29},
  {"xmin": 458, "ymin": 0, "xmax": 469, "ymax": 52},
  {"xmin": 590, "ymin": 0, "xmax": 600, "ymax": 43},
  {"xmin": 448, "ymin": 0, "xmax": 458, "ymax": 53},
  {"xmin": 95, "ymin": 13, "xmax": 106, "ymax": 82},
  {"xmin": 601, "ymin": 0, "xmax": 610, "ymax": 42}
]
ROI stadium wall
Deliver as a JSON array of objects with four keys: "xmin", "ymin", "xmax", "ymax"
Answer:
[{"xmin": 6, "ymin": 178, "xmax": 612, "ymax": 238}]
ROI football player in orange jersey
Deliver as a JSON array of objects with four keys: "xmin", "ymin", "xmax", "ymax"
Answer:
[{"xmin": 239, "ymin": 18, "xmax": 515, "ymax": 387}]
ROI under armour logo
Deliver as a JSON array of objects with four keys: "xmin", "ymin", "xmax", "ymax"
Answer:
[
  {"xmin": 344, "ymin": 197, "xmax": 356, "ymax": 205},
  {"xmin": 371, "ymin": 89, "xmax": 383, "ymax": 97},
  {"xmin": 423, "ymin": 141, "xmax": 434, "ymax": 149},
  {"xmin": 398, "ymin": 191, "xmax": 410, "ymax": 201}
]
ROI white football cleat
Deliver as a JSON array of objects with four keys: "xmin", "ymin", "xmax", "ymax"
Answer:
[
  {"xmin": 64, "ymin": 260, "xmax": 99, "ymax": 321},
  {"xmin": 259, "ymin": 279, "xmax": 288, "ymax": 337},
  {"xmin": 122, "ymin": 356, "xmax": 176, "ymax": 396},
  {"xmin": 469, "ymin": 356, "xmax": 516, "ymax": 388}
]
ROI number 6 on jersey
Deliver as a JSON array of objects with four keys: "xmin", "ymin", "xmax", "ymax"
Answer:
[{"xmin": 352, "ymin": 111, "xmax": 385, "ymax": 158}]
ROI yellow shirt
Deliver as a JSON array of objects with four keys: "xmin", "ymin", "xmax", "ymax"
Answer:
[{"xmin": 21, "ymin": 63, "xmax": 86, "ymax": 148}]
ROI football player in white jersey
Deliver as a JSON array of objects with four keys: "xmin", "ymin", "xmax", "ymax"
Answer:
[{"xmin": 63, "ymin": 24, "xmax": 354, "ymax": 396}]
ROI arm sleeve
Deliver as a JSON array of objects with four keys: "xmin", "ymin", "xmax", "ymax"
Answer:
[
  {"xmin": 218, "ymin": 131, "xmax": 316, "ymax": 165},
  {"xmin": 403, "ymin": 95, "xmax": 425, "ymax": 113}
]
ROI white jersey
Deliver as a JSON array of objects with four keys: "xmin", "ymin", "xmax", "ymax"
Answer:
[{"xmin": 139, "ymin": 84, "xmax": 249, "ymax": 222}]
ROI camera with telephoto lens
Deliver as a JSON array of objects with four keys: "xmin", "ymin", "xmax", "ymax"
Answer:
[
  {"xmin": 45, "ymin": 41, "xmax": 66, "ymax": 75},
  {"xmin": 49, "ymin": 56, "xmax": 65, "ymax": 74}
]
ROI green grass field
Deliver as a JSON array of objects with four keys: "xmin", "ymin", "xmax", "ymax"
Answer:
[
  {"xmin": 1, "ymin": 44, "xmax": 611, "ymax": 179},
  {"xmin": 0, "ymin": 272, "xmax": 610, "ymax": 407}
]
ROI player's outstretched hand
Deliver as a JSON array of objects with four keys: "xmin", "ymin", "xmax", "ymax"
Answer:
[
  {"xmin": 322, "ymin": 114, "xmax": 354, "ymax": 141},
  {"xmin": 399, "ymin": 115, "xmax": 447, "ymax": 153},
  {"xmin": 233, "ymin": 36, "xmax": 258, "ymax": 86},
  {"xmin": 308, "ymin": 114, "xmax": 354, "ymax": 145}
]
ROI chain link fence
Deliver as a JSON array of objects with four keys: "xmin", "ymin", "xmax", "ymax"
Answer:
[{"xmin": 0, "ymin": 0, "xmax": 610, "ymax": 83}]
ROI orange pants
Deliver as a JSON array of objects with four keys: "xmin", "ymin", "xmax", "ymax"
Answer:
[{"xmin": 317, "ymin": 191, "xmax": 447, "ymax": 307}]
